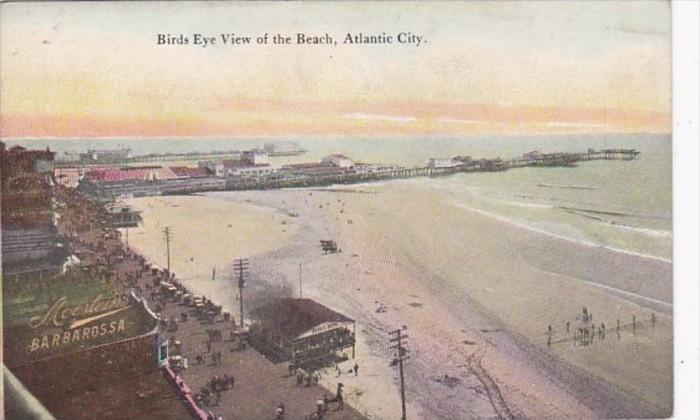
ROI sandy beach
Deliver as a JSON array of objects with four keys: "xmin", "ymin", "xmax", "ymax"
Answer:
[{"xmin": 125, "ymin": 179, "xmax": 672, "ymax": 419}]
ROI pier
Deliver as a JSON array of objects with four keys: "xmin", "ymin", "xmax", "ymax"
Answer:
[{"xmin": 75, "ymin": 148, "xmax": 640, "ymax": 200}]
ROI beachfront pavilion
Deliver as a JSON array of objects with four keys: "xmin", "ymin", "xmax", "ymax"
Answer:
[{"xmin": 250, "ymin": 298, "xmax": 356, "ymax": 369}]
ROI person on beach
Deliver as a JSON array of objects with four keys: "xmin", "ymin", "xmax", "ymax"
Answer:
[
  {"xmin": 353, "ymin": 363, "xmax": 359, "ymax": 376},
  {"xmin": 335, "ymin": 383, "xmax": 344, "ymax": 410},
  {"xmin": 323, "ymin": 394, "xmax": 330, "ymax": 412},
  {"xmin": 316, "ymin": 399, "xmax": 325, "ymax": 418}
]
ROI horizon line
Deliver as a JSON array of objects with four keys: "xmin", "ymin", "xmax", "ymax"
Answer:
[{"xmin": 0, "ymin": 131, "xmax": 672, "ymax": 142}]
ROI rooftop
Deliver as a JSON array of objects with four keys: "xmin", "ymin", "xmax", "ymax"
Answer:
[
  {"xmin": 250, "ymin": 298, "xmax": 354, "ymax": 339},
  {"xmin": 222, "ymin": 159, "xmax": 271, "ymax": 169},
  {"xmin": 169, "ymin": 166, "xmax": 211, "ymax": 178}
]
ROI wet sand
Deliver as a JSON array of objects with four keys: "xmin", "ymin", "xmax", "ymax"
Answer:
[{"xmin": 125, "ymin": 181, "xmax": 672, "ymax": 419}]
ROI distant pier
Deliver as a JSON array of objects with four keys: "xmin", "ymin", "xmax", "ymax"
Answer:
[{"xmin": 56, "ymin": 145, "xmax": 307, "ymax": 167}]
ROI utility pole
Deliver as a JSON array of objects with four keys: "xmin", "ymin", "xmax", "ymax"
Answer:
[
  {"xmin": 162, "ymin": 227, "xmax": 172, "ymax": 275},
  {"xmin": 390, "ymin": 327, "xmax": 409, "ymax": 420},
  {"xmin": 233, "ymin": 258, "xmax": 249, "ymax": 327}
]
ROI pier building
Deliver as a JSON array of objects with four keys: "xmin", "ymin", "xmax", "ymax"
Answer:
[
  {"xmin": 322, "ymin": 154, "xmax": 355, "ymax": 168},
  {"xmin": 427, "ymin": 157, "xmax": 463, "ymax": 169},
  {"xmin": 262, "ymin": 141, "xmax": 307, "ymax": 156},
  {"xmin": 79, "ymin": 148, "xmax": 132, "ymax": 164}
]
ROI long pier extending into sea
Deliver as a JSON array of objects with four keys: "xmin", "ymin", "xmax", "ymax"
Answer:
[{"xmin": 76, "ymin": 148, "xmax": 640, "ymax": 200}]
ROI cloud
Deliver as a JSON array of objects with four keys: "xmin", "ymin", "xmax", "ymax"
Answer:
[
  {"xmin": 436, "ymin": 117, "xmax": 484, "ymax": 125},
  {"xmin": 544, "ymin": 121, "xmax": 610, "ymax": 128},
  {"xmin": 342, "ymin": 113, "xmax": 418, "ymax": 123}
]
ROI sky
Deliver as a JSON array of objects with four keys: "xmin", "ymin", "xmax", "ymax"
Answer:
[{"xmin": 0, "ymin": 1, "xmax": 671, "ymax": 138}]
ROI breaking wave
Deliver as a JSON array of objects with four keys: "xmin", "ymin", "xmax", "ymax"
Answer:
[{"xmin": 452, "ymin": 202, "xmax": 672, "ymax": 264}]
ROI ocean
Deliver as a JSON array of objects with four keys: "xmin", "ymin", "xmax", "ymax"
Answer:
[{"xmin": 5, "ymin": 133, "xmax": 672, "ymax": 260}]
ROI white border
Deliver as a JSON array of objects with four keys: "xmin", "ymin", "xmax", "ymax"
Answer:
[{"xmin": 672, "ymin": 1, "xmax": 700, "ymax": 419}]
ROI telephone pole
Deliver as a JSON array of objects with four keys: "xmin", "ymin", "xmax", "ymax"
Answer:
[
  {"xmin": 233, "ymin": 258, "xmax": 249, "ymax": 327},
  {"xmin": 162, "ymin": 227, "xmax": 172, "ymax": 275},
  {"xmin": 390, "ymin": 327, "xmax": 409, "ymax": 420}
]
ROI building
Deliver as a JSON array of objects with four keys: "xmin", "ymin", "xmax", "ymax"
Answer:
[
  {"xmin": 106, "ymin": 204, "xmax": 143, "ymax": 228},
  {"xmin": 241, "ymin": 150, "xmax": 270, "ymax": 166},
  {"xmin": 1, "ymin": 142, "xmax": 67, "ymax": 281},
  {"xmin": 280, "ymin": 162, "xmax": 350, "ymax": 177},
  {"xmin": 198, "ymin": 160, "xmax": 226, "ymax": 177},
  {"xmin": 426, "ymin": 157, "xmax": 462, "ymax": 169},
  {"xmin": 169, "ymin": 166, "xmax": 211, "ymax": 178},
  {"xmin": 199, "ymin": 154, "xmax": 274, "ymax": 177},
  {"xmin": 262, "ymin": 141, "xmax": 306, "ymax": 156},
  {"xmin": 79, "ymin": 148, "xmax": 132, "ymax": 164},
  {"xmin": 54, "ymin": 166, "xmax": 90, "ymax": 188},
  {"xmin": 522, "ymin": 150, "xmax": 543, "ymax": 160},
  {"xmin": 451, "ymin": 155, "xmax": 473, "ymax": 164},
  {"xmin": 250, "ymin": 298, "xmax": 356, "ymax": 368},
  {"xmin": 86, "ymin": 166, "xmax": 177, "ymax": 183},
  {"xmin": 222, "ymin": 158, "xmax": 274, "ymax": 177},
  {"xmin": 2, "ymin": 277, "xmax": 186, "ymax": 419},
  {"xmin": 322, "ymin": 154, "xmax": 354, "ymax": 169}
]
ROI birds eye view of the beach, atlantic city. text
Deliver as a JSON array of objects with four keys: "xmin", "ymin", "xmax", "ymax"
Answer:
[{"xmin": 0, "ymin": 2, "xmax": 675, "ymax": 420}]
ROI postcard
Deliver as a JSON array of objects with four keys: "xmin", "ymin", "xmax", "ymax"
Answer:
[{"xmin": 1, "ymin": 1, "xmax": 693, "ymax": 419}]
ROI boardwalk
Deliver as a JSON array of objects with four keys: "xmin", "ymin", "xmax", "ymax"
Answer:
[{"xmin": 124, "ymin": 260, "xmax": 366, "ymax": 420}]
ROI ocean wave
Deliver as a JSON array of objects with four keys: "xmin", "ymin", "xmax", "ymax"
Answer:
[
  {"xmin": 538, "ymin": 183, "xmax": 597, "ymax": 190},
  {"xmin": 464, "ymin": 190, "xmax": 668, "ymax": 222},
  {"xmin": 451, "ymin": 202, "xmax": 672, "ymax": 264},
  {"xmin": 557, "ymin": 205, "xmax": 669, "ymax": 220},
  {"xmin": 561, "ymin": 208, "xmax": 673, "ymax": 238},
  {"xmin": 479, "ymin": 198, "xmax": 553, "ymax": 210}
]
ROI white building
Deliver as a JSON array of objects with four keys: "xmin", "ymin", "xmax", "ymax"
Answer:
[
  {"xmin": 198, "ymin": 161, "xmax": 225, "ymax": 177},
  {"xmin": 242, "ymin": 151, "xmax": 270, "ymax": 166},
  {"xmin": 226, "ymin": 165, "xmax": 275, "ymax": 177},
  {"xmin": 322, "ymin": 154, "xmax": 354, "ymax": 168},
  {"xmin": 263, "ymin": 141, "xmax": 301, "ymax": 154},
  {"xmin": 427, "ymin": 158, "xmax": 461, "ymax": 169}
]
